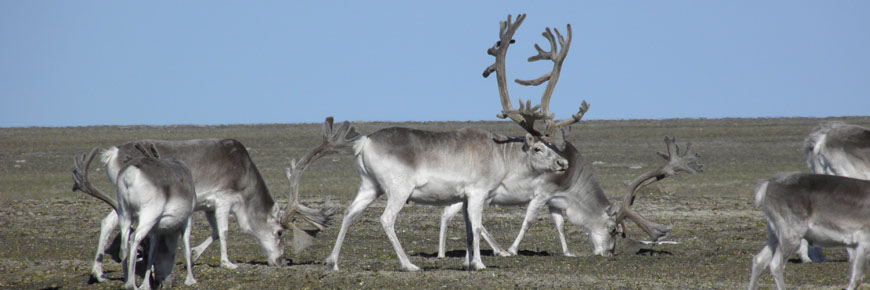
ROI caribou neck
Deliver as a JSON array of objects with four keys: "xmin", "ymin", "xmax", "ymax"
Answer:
[{"xmin": 556, "ymin": 143, "xmax": 612, "ymax": 227}]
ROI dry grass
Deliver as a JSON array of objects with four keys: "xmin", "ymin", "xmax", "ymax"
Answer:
[{"xmin": 1, "ymin": 116, "xmax": 869, "ymax": 289}]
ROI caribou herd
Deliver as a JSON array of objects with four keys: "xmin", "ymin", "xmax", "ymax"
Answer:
[{"xmin": 64, "ymin": 14, "xmax": 869, "ymax": 290}]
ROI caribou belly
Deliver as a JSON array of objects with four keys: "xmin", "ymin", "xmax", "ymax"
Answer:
[
  {"xmin": 805, "ymin": 223, "xmax": 860, "ymax": 248},
  {"xmin": 408, "ymin": 178, "xmax": 468, "ymax": 206}
]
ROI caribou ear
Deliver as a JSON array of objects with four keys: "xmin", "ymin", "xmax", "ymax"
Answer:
[
  {"xmin": 606, "ymin": 204, "xmax": 621, "ymax": 217},
  {"xmin": 524, "ymin": 133, "xmax": 536, "ymax": 147}
]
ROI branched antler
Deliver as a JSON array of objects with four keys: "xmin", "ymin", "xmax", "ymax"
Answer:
[
  {"xmin": 72, "ymin": 148, "xmax": 119, "ymax": 212},
  {"xmin": 483, "ymin": 14, "xmax": 589, "ymax": 146},
  {"xmin": 615, "ymin": 136, "xmax": 704, "ymax": 241},
  {"xmin": 134, "ymin": 143, "xmax": 160, "ymax": 159},
  {"xmin": 281, "ymin": 117, "xmax": 357, "ymax": 253}
]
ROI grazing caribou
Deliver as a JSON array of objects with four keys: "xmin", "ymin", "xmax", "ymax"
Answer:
[
  {"xmin": 88, "ymin": 138, "xmax": 335, "ymax": 282},
  {"xmin": 794, "ymin": 121, "xmax": 870, "ymax": 263},
  {"xmin": 73, "ymin": 145, "xmax": 197, "ymax": 289},
  {"xmin": 437, "ymin": 136, "xmax": 703, "ymax": 258},
  {"xmin": 323, "ymin": 14, "xmax": 701, "ymax": 271},
  {"xmin": 435, "ymin": 14, "xmax": 703, "ymax": 259},
  {"xmin": 748, "ymin": 172, "xmax": 870, "ymax": 290}
]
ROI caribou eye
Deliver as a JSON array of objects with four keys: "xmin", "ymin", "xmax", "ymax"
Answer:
[
  {"xmin": 277, "ymin": 230, "xmax": 284, "ymax": 238},
  {"xmin": 534, "ymin": 147, "xmax": 543, "ymax": 153}
]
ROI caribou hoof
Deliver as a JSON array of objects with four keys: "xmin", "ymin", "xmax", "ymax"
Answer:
[
  {"xmin": 221, "ymin": 260, "xmax": 238, "ymax": 269},
  {"xmin": 324, "ymin": 257, "xmax": 340, "ymax": 271},
  {"xmin": 468, "ymin": 261, "xmax": 486, "ymax": 271},
  {"xmin": 494, "ymin": 250, "xmax": 512, "ymax": 257},
  {"xmin": 401, "ymin": 263, "xmax": 421, "ymax": 272},
  {"xmin": 563, "ymin": 252, "xmax": 576, "ymax": 257},
  {"xmin": 88, "ymin": 273, "xmax": 108, "ymax": 283},
  {"xmin": 191, "ymin": 248, "xmax": 205, "ymax": 261},
  {"xmin": 185, "ymin": 277, "xmax": 198, "ymax": 286}
]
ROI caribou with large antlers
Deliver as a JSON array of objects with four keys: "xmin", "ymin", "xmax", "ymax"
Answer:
[
  {"xmin": 73, "ymin": 144, "xmax": 197, "ymax": 289},
  {"xmin": 324, "ymin": 14, "xmax": 586, "ymax": 271},
  {"xmin": 86, "ymin": 138, "xmax": 335, "ymax": 282},
  {"xmin": 434, "ymin": 14, "xmax": 702, "ymax": 258}
]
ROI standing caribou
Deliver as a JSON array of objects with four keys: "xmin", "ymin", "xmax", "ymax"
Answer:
[
  {"xmin": 748, "ymin": 172, "xmax": 870, "ymax": 290},
  {"xmin": 73, "ymin": 144, "xmax": 197, "ymax": 289},
  {"xmin": 87, "ymin": 138, "xmax": 335, "ymax": 282},
  {"xmin": 321, "ymin": 14, "xmax": 702, "ymax": 271},
  {"xmin": 794, "ymin": 121, "xmax": 870, "ymax": 263}
]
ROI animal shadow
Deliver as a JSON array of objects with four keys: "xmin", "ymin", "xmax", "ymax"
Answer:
[
  {"xmin": 635, "ymin": 248, "xmax": 672, "ymax": 256},
  {"xmin": 415, "ymin": 249, "xmax": 501, "ymax": 258},
  {"xmin": 515, "ymin": 250, "xmax": 551, "ymax": 257}
]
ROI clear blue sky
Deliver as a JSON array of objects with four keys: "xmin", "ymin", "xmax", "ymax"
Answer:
[{"xmin": 2, "ymin": 1, "xmax": 868, "ymax": 127}]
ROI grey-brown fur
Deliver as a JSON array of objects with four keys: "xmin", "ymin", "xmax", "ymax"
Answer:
[
  {"xmin": 797, "ymin": 121, "xmax": 870, "ymax": 263},
  {"xmin": 749, "ymin": 172, "xmax": 870, "ymax": 290},
  {"xmin": 87, "ymin": 138, "xmax": 304, "ymax": 282}
]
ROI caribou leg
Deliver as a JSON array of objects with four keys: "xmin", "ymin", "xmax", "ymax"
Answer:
[
  {"xmin": 507, "ymin": 196, "xmax": 547, "ymax": 255},
  {"xmin": 796, "ymin": 239, "xmax": 825, "ymax": 263},
  {"xmin": 123, "ymin": 213, "xmax": 158, "ymax": 290},
  {"xmin": 325, "ymin": 177, "xmax": 380, "ymax": 271},
  {"xmin": 191, "ymin": 210, "xmax": 218, "ymax": 262},
  {"xmin": 548, "ymin": 206, "xmax": 574, "ymax": 257},
  {"xmin": 438, "ymin": 203, "xmax": 462, "ymax": 258},
  {"xmin": 463, "ymin": 191, "xmax": 488, "ymax": 271},
  {"xmin": 770, "ymin": 238, "xmax": 797, "ymax": 290},
  {"xmin": 139, "ymin": 235, "xmax": 158, "ymax": 290},
  {"xmin": 214, "ymin": 201, "xmax": 237, "ymax": 269},
  {"xmin": 479, "ymin": 226, "xmax": 509, "ymax": 257},
  {"xmin": 183, "ymin": 217, "xmax": 197, "ymax": 286},
  {"xmin": 439, "ymin": 203, "xmax": 509, "ymax": 258},
  {"xmin": 748, "ymin": 227, "xmax": 777, "ymax": 290},
  {"xmin": 846, "ymin": 244, "xmax": 868, "ymax": 290},
  {"xmin": 380, "ymin": 183, "xmax": 420, "ymax": 272},
  {"xmin": 91, "ymin": 211, "xmax": 119, "ymax": 282}
]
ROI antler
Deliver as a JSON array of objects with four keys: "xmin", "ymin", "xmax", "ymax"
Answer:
[
  {"xmin": 615, "ymin": 136, "xmax": 703, "ymax": 241},
  {"xmin": 281, "ymin": 117, "xmax": 356, "ymax": 253},
  {"xmin": 72, "ymin": 148, "xmax": 119, "ymax": 212},
  {"xmin": 134, "ymin": 143, "xmax": 160, "ymax": 159},
  {"xmin": 483, "ymin": 14, "xmax": 589, "ymax": 145}
]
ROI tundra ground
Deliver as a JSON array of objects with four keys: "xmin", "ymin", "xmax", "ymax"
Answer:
[{"xmin": 2, "ymin": 117, "xmax": 869, "ymax": 289}]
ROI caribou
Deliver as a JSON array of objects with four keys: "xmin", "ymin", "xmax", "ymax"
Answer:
[
  {"xmin": 795, "ymin": 121, "xmax": 870, "ymax": 263},
  {"xmin": 87, "ymin": 138, "xmax": 335, "ymax": 282},
  {"xmin": 433, "ymin": 14, "xmax": 703, "ymax": 259},
  {"xmin": 321, "ymin": 14, "xmax": 702, "ymax": 271},
  {"xmin": 73, "ymin": 144, "xmax": 197, "ymax": 289},
  {"xmin": 748, "ymin": 172, "xmax": 870, "ymax": 290},
  {"xmin": 438, "ymin": 136, "xmax": 703, "ymax": 258}
]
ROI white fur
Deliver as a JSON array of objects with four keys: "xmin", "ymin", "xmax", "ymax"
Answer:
[
  {"xmin": 325, "ymin": 133, "xmax": 568, "ymax": 271},
  {"xmin": 115, "ymin": 162, "xmax": 196, "ymax": 289}
]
